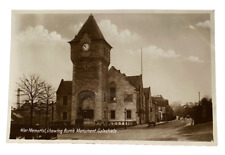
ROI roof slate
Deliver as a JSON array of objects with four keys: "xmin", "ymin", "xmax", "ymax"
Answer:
[
  {"xmin": 125, "ymin": 75, "xmax": 142, "ymax": 90},
  {"xmin": 69, "ymin": 14, "xmax": 110, "ymax": 45},
  {"xmin": 109, "ymin": 66, "xmax": 143, "ymax": 91},
  {"xmin": 56, "ymin": 80, "xmax": 72, "ymax": 94},
  {"xmin": 152, "ymin": 96, "xmax": 169, "ymax": 107}
]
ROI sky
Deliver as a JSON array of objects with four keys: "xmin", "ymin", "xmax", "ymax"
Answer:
[{"xmin": 9, "ymin": 11, "xmax": 213, "ymax": 107}]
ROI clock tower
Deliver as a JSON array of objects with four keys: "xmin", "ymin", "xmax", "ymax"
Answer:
[{"xmin": 69, "ymin": 14, "xmax": 112, "ymax": 125}]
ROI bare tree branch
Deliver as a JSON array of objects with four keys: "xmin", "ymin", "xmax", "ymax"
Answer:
[{"xmin": 17, "ymin": 74, "xmax": 45, "ymax": 127}]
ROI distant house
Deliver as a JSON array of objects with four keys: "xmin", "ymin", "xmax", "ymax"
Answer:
[
  {"xmin": 56, "ymin": 80, "xmax": 72, "ymax": 126},
  {"xmin": 143, "ymin": 87, "xmax": 151, "ymax": 123},
  {"xmin": 150, "ymin": 97, "xmax": 158, "ymax": 123},
  {"xmin": 11, "ymin": 100, "xmax": 54, "ymax": 128},
  {"xmin": 152, "ymin": 95, "xmax": 173, "ymax": 122}
]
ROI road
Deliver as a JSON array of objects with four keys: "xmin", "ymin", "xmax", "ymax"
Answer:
[{"xmin": 57, "ymin": 119, "xmax": 213, "ymax": 141}]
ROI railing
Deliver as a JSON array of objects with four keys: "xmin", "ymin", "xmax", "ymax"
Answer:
[{"xmin": 94, "ymin": 121, "xmax": 137, "ymax": 126}]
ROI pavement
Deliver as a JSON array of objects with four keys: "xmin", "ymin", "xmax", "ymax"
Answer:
[
  {"xmin": 126, "ymin": 121, "xmax": 167, "ymax": 129},
  {"xmin": 156, "ymin": 121, "xmax": 168, "ymax": 125},
  {"xmin": 57, "ymin": 119, "xmax": 213, "ymax": 141}
]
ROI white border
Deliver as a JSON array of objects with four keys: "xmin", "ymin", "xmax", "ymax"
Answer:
[{"xmin": 1, "ymin": 0, "xmax": 225, "ymax": 155}]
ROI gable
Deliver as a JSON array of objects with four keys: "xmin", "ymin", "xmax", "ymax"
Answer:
[
  {"xmin": 125, "ymin": 75, "xmax": 142, "ymax": 91},
  {"xmin": 108, "ymin": 66, "xmax": 141, "ymax": 91},
  {"xmin": 56, "ymin": 79, "xmax": 72, "ymax": 94}
]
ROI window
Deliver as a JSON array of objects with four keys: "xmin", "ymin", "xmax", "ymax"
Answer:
[
  {"xmin": 63, "ymin": 112, "xmax": 67, "ymax": 120},
  {"xmin": 150, "ymin": 107, "xmax": 153, "ymax": 112},
  {"xmin": 158, "ymin": 107, "xmax": 162, "ymax": 111},
  {"xmin": 103, "ymin": 93, "xmax": 106, "ymax": 102},
  {"xmin": 109, "ymin": 82, "xmax": 116, "ymax": 102},
  {"xmin": 110, "ymin": 87, "xmax": 116, "ymax": 102},
  {"xmin": 84, "ymin": 64, "xmax": 88, "ymax": 70},
  {"xmin": 127, "ymin": 110, "xmax": 131, "ymax": 119},
  {"xmin": 111, "ymin": 110, "xmax": 115, "ymax": 119},
  {"xmin": 104, "ymin": 48, "xmax": 108, "ymax": 58},
  {"xmin": 107, "ymin": 51, "xmax": 110, "ymax": 58},
  {"xmin": 124, "ymin": 94, "xmax": 133, "ymax": 102},
  {"xmin": 162, "ymin": 107, "xmax": 166, "ymax": 113},
  {"xmin": 104, "ymin": 48, "xmax": 109, "ymax": 58},
  {"xmin": 63, "ymin": 96, "xmax": 67, "ymax": 105},
  {"xmin": 103, "ymin": 109, "xmax": 107, "ymax": 119}
]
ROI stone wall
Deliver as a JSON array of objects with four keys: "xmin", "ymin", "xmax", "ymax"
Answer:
[
  {"xmin": 70, "ymin": 40, "xmax": 110, "ymax": 125},
  {"xmin": 108, "ymin": 67, "xmax": 138, "ymax": 123},
  {"xmin": 56, "ymin": 93, "xmax": 72, "ymax": 123}
]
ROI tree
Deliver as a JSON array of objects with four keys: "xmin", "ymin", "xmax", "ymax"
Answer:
[
  {"xmin": 39, "ymin": 83, "xmax": 55, "ymax": 128},
  {"xmin": 17, "ymin": 74, "xmax": 45, "ymax": 127},
  {"xmin": 189, "ymin": 97, "xmax": 212, "ymax": 124}
]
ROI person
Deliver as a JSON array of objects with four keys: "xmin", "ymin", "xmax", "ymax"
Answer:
[{"xmin": 191, "ymin": 118, "xmax": 194, "ymax": 125}]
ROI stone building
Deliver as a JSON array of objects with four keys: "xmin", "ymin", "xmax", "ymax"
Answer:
[
  {"xmin": 55, "ymin": 14, "xmax": 152, "ymax": 126},
  {"xmin": 11, "ymin": 100, "xmax": 54, "ymax": 128},
  {"xmin": 143, "ymin": 87, "xmax": 152, "ymax": 123},
  {"xmin": 151, "ymin": 100, "xmax": 159, "ymax": 122},
  {"xmin": 152, "ymin": 95, "xmax": 173, "ymax": 122}
]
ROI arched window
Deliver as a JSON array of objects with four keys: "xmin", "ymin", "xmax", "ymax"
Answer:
[{"xmin": 109, "ymin": 82, "xmax": 116, "ymax": 102}]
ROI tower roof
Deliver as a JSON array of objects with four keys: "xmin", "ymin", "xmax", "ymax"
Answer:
[{"xmin": 69, "ymin": 14, "xmax": 111, "ymax": 47}]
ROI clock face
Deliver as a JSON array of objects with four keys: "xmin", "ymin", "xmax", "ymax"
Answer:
[{"xmin": 82, "ymin": 43, "xmax": 90, "ymax": 51}]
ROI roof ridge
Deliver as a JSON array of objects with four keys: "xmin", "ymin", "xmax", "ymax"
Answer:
[
  {"xmin": 57, "ymin": 80, "xmax": 72, "ymax": 94},
  {"xmin": 70, "ymin": 14, "xmax": 106, "ymax": 43}
]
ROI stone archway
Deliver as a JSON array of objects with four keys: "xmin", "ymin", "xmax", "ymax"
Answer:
[{"xmin": 77, "ymin": 90, "xmax": 95, "ymax": 123}]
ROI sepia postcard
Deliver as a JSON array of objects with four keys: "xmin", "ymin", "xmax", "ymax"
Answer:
[{"xmin": 7, "ymin": 10, "xmax": 216, "ymax": 145}]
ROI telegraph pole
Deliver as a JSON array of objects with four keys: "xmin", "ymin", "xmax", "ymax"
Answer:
[
  {"xmin": 124, "ymin": 108, "xmax": 127, "ymax": 129},
  {"xmin": 46, "ymin": 99, "xmax": 49, "ymax": 128},
  {"xmin": 51, "ymin": 101, "xmax": 54, "ymax": 126},
  {"xmin": 141, "ymin": 48, "xmax": 143, "ymax": 76},
  {"xmin": 17, "ymin": 88, "xmax": 21, "ymax": 109},
  {"xmin": 140, "ymin": 48, "xmax": 143, "ymax": 125}
]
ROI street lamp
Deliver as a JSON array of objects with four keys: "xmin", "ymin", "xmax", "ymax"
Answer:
[{"xmin": 124, "ymin": 108, "xmax": 127, "ymax": 129}]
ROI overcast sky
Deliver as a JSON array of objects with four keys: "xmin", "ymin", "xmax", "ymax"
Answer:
[{"xmin": 9, "ymin": 11, "xmax": 213, "ymax": 106}]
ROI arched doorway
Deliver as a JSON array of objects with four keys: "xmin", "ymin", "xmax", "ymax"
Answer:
[{"xmin": 77, "ymin": 90, "xmax": 95, "ymax": 125}]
